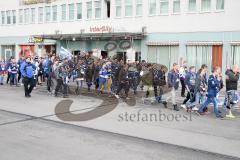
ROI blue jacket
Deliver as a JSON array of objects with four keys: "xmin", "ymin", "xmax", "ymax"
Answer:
[
  {"xmin": 207, "ymin": 75, "xmax": 220, "ymax": 98},
  {"xmin": 99, "ymin": 67, "xmax": 110, "ymax": 79},
  {"xmin": 168, "ymin": 69, "xmax": 180, "ymax": 90},
  {"xmin": 20, "ymin": 62, "xmax": 36, "ymax": 78},
  {"xmin": 184, "ymin": 71, "xmax": 196, "ymax": 90}
]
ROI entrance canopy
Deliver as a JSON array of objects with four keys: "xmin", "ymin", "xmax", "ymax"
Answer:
[{"xmin": 34, "ymin": 32, "xmax": 145, "ymax": 41}]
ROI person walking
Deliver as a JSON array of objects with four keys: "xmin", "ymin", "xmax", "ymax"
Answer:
[
  {"xmin": 115, "ymin": 64, "xmax": 130, "ymax": 99},
  {"xmin": 181, "ymin": 66, "xmax": 196, "ymax": 109},
  {"xmin": 187, "ymin": 68, "xmax": 207, "ymax": 111},
  {"xmin": 20, "ymin": 57, "xmax": 36, "ymax": 98},
  {"xmin": 198, "ymin": 67, "xmax": 223, "ymax": 118},
  {"xmin": 9, "ymin": 58, "xmax": 19, "ymax": 87},
  {"xmin": 167, "ymin": 63, "xmax": 180, "ymax": 111},
  {"xmin": 0, "ymin": 59, "xmax": 6, "ymax": 85},
  {"xmin": 55, "ymin": 58, "xmax": 70, "ymax": 98},
  {"xmin": 224, "ymin": 65, "xmax": 239, "ymax": 118}
]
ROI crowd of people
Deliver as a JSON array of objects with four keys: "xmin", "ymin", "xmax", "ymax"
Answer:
[{"xmin": 0, "ymin": 51, "xmax": 239, "ymax": 119}]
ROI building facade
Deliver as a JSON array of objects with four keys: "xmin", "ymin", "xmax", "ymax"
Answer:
[{"xmin": 0, "ymin": 0, "xmax": 240, "ymax": 71}]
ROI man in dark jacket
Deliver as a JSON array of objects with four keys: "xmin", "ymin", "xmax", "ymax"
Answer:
[
  {"xmin": 181, "ymin": 66, "xmax": 196, "ymax": 109},
  {"xmin": 55, "ymin": 58, "xmax": 70, "ymax": 98},
  {"xmin": 115, "ymin": 64, "xmax": 129, "ymax": 99},
  {"xmin": 198, "ymin": 67, "xmax": 223, "ymax": 118},
  {"xmin": 224, "ymin": 65, "xmax": 239, "ymax": 118},
  {"xmin": 20, "ymin": 57, "xmax": 36, "ymax": 98},
  {"xmin": 152, "ymin": 64, "xmax": 167, "ymax": 107},
  {"xmin": 167, "ymin": 63, "xmax": 180, "ymax": 111}
]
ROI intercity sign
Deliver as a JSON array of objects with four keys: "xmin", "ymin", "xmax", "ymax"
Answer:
[{"xmin": 89, "ymin": 26, "xmax": 113, "ymax": 33}]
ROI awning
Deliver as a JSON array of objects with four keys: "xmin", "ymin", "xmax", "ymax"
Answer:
[
  {"xmin": 34, "ymin": 32, "xmax": 145, "ymax": 41},
  {"xmin": 230, "ymin": 41, "xmax": 240, "ymax": 46},
  {"xmin": 186, "ymin": 41, "xmax": 223, "ymax": 46},
  {"xmin": 146, "ymin": 41, "xmax": 179, "ymax": 46}
]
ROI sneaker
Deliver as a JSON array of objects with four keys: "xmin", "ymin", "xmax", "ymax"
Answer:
[
  {"xmin": 181, "ymin": 104, "xmax": 187, "ymax": 110},
  {"xmin": 173, "ymin": 105, "xmax": 180, "ymax": 111},
  {"xmin": 216, "ymin": 115, "xmax": 224, "ymax": 119},
  {"xmin": 226, "ymin": 114, "xmax": 236, "ymax": 119},
  {"xmin": 192, "ymin": 106, "xmax": 199, "ymax": 111},
  {"xmin": 197, "ymin": 111, "xmax": 206, "ymax": 115},
  {"xmin": 162, "ymin": 101, "xmax": 168, "ymax": 108},
  {"xmin": 115, "ymin": 94, "xmax": 120, "ymax": 99}
]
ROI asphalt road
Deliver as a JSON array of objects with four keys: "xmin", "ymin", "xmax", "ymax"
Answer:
[{"xmin": 0, "ymin": 110, "xmax": 238, "ymax": 160}]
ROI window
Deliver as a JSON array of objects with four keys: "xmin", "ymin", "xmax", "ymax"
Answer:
[
  {"xmin": 160, "ymin": 0, "xmax": 169, "ymax": 14},
  {"xmin": 1, "ymin": 11, "xmax": 5, "ymax": 25},
  {"xmin": 188, "ymin": 0, "xmax": 196, "ymax": 12},
  {"xmin": 7, "ymin": 10, "xmax": 11, "ymax": 24},
  {"xmin": 216, "ymin": 0, "xmax": 224, "ymax": 10},
  {"xmin": 24, "ymin": 8, "xmax": 29, "ymax": 24},
  {"xmin": 12, "ymin": 10, "xmax": 16, "ymax": 24},
  {"xmin": 95, "ymin": 0, "xmax": 102, "ymax": 19},
  {"xmin": 31, "ymin": 8, "xmax": 35, "ymax": 23},
  {"xmin": 87, "ymin": 1, "xmax": 92, "ymax": 19},
  {"xmin": 124, "ymin": 0, "xmax": 132, "ymax": 16},
  {"xmin": 201, "ymin": 0, "xmax": 211, "ymax": 12},
  {"xmin": 173, "ymin": 0, "xmax": 180, "ymax": 13},
  {"xmin": 45, "ymin": 6, "xmax": 51, "ymax": 22},
  {"xmin": 231, "ymin": 46, "xmax": 240, "ymax": 67},
  {"xmin": 69, "ymin": 3, "xmax": 74, "ymax": 20},
  {"xmin": 18, "ymin": 9, "xmax": 23, "ymax": 24},
  {"xmin": 38, "ymin": 7, "xmax": 43, "ymax": 23},
  {"xmin": 148, "ymin": 46, "xmax": 179, "ymax": 70},
  {"xmin": 136, "ymin": 0, "xmax": 142, "ymax": 16},
  {"xmin": 61, "ymin": 4, "xmax": 66, "ymax": 21},
  {"xmin": 187, "ymin": 45, "xmax": 212, "ymax": 70},
  {"xmin": 115, "ymin": 0, "xmax": 122, "ymax": 17},
  {"xmin": 77, "ymin": 3, "xmax": 82, "ymax": 19},
  {"xmin": 52, "ymin": 5, "xmax": 57, "ymax": 22},
  {"xmin": 149, "ymin": 0, "xmax": 156, "ymax": 15}
]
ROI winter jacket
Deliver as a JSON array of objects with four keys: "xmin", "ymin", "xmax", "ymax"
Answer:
[
  {"xmin": 207, "ymin": 75, "xmax": 220, "ymax": 98},
  {"xmin": 168, "ymin": 69, "xmax": 180, "ymax": 90},
  {"xmin": 184, "ymin": 71, "xmax": 196, "ymax": 90},
  {"xmin": 20, "ymin": 62, "xmax": 36, "ymax": 78},
  {"xmin": 225, "ymin": 69, "xmax": 239, "ymax": 91}
]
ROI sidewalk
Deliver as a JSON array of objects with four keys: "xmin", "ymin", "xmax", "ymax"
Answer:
[{"xmin": 0, "ymin": 85, "xmax": 240, "ymax": 158}]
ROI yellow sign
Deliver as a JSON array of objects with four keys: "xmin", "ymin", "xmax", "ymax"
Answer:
[{"xmin": 34, "ymin": 37, "xmax": 43, "ymax": 43}]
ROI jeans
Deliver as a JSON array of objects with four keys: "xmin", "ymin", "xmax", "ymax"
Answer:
[
  {"xmin": 188, "ymin": 92, "xmax": 206, "ymax": 108},
  {"xmin": 199, "ymin": 97, "xmax": 220, "ymax": 117},
  {"xmin": 10, "ymin": 73, "xmax": 18, "ymax": 86},
  {"xmin": 223, "ymin": 90, "xmax": 239, "ymax": 109},
  {"xmin": 98, "ymin": 77, "xmax": 107, "ymax": 92},
  {"xmin": 0, "ymin": 74, "xmax": 4, "ymax": 84}
]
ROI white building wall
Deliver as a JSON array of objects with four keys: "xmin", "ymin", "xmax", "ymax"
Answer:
[{"xmin": 0, "ymin": 0, "xmax": 240, "ymax": 37}]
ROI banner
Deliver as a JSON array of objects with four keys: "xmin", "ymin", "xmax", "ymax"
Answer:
[{"xmin": 59, "ymin": 47, "xmax": 72, "ymax": 60}]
